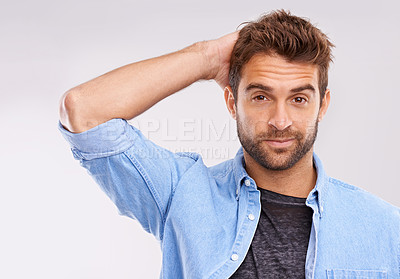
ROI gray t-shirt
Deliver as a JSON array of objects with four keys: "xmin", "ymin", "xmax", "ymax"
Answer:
[{"xmin": 230, "ymin": 187, "xmax": 313, "ymax": 278}]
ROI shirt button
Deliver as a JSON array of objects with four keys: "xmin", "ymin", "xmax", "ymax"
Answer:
[
  {"xmin": 248, "ymin": 214, "xmax": 255, "ymax": 221},
  {"xmin": 244, "ymin": 179, "xmax": 251, "ymax": 186},
  {"xmin": 231, "ymin": 253, "xmax": 239, "ymax": 261}
]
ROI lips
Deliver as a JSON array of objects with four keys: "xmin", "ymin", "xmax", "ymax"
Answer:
[
  {"xmin": 264, "ymin": 138, "xmax": 295, "ymax": 148},
  {"xmin": 266, "ymin": 138, "xmax": 294, "ymax": 142}
]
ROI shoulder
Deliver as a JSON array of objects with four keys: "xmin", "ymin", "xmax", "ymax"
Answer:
[{"xmin": 327, "ymin": 176, "xmax": 400, "ymax": 220}]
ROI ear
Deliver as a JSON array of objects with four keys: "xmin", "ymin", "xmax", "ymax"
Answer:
[
  {"xmin": 224, "ymin": 85, "xmax": 237, "ymax": 120},
  {"xmin": 318, "ymin": 89, "xmax": 331, "ymax": 122}
]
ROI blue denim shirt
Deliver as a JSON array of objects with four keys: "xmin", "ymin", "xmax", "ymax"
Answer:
[{"xmin": 58, "ymin": 118, "xmax": 400, "ymax": 279}]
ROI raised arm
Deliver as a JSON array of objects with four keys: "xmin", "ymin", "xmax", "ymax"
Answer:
[{"xmin": 59, "ymin": 31, "xmax": 239, "ymax": 133}]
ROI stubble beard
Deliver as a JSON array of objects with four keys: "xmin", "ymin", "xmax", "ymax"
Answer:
[{"xmin": 237, "ymin": 116, "xmax": 319, "ymax": 171}]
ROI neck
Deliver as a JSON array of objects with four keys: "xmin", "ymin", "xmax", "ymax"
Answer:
[{"xmin": 243, "ymin": 149, "xmax": 317, "ymax": 198}]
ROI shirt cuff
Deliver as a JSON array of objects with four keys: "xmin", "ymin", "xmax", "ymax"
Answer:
[{"xmin": 57, "ymin": 118, "xmax": 137, "ymax": 160}]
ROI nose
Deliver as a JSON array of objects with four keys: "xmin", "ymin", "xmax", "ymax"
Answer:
[{"xmin": 268, "ymin": 102, "xmax": 292, "ymax": 131}]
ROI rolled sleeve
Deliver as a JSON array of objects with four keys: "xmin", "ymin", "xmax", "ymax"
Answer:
[{"xmin": 57, "ymin": 118, "xmax": 136, "ymax": 160}]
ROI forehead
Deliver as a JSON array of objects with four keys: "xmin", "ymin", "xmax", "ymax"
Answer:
[{"xmin": 239, "ymin": 53, "xmax": 319, "ymax": 91}]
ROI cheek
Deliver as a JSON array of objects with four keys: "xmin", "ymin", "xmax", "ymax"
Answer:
[
  {"xmin": 238, "ymin": 113, "xmax": 269, "ymax": 137},
  {"xmin": 291, "ymin": 119, "xmax": 316, "ymax": 135},
  {"xmin": 253, "ymin": 119, "xmax": 269, "ymax": 135},
  {"xmin": 292, "ymin": 117, "xmax": 314, "ymax": 129},
  {"xmin": 291, "ymin": 106, "xmax": 320, "ymax": 127},
  {"xmin": 237, "ymin": 102, "xmax": 266, "ymax": 129},
  {"xmin": 298, "ymin": 116, "xmax": 319, "ymax": 135}
]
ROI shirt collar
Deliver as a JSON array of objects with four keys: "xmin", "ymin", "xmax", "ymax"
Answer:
[
  {"xmin": 232, "ymin": 146, "xmax": 327, "ymax": 215},
  {"xmin": 232, "ymin": 147, "xmax": 248, "ymax": 190}
]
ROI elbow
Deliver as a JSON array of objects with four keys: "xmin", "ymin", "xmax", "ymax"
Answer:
[
  {"xmin": 59, "ymin": 88, "xmax": 106, "ymax": 133},
  {"xmin": 58, "ymin": 89, "xmax": 84, "ymax": 133}
]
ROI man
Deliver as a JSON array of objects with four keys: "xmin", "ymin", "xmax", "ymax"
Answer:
[{"xmin": 58, "ymin": 10, "xmax": 400, "ymax": 279}]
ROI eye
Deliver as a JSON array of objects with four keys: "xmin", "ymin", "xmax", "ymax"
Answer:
[
  {"xmin": 292, "ymin": 97, "xmax": 307, "ymax": 104},
  {"xmin": 253, "ymin": 95, "xmax": 268, "ymax": 101}
]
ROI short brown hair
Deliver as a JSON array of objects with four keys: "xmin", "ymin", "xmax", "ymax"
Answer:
[{"xmin": 229, "ymin": 10, "xmax": 334, "ymax": 105}]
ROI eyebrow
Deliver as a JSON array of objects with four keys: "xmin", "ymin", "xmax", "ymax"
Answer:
[
  {"xmin": 245, "ymin": 83, "xmax": 316, "ymax": 94},
  {"xmin": 290, "ymin": 84, "xmax": 316, "ymax": 94},
  {"xmin": 245, "ymin": 83, "xmax": 273, "ymax": 93}
]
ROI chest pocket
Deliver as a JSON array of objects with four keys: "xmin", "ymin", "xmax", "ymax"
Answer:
[{"xmin": 326, "ymin": 269, "xmax": 388, "ymax": 278}]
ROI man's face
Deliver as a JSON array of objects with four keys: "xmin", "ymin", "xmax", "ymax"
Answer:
[{"xmin": 225, "ymin": 53, "xmax": 330, "ymax": 171}]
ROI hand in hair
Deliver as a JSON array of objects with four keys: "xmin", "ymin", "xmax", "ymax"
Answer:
[{"xmin": 203, "ymin": 31, "xmax": 239, "ymax": 89}]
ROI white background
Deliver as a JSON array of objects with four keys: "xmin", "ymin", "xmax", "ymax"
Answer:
[{"xmin": 1, "ymin": 0, "xmax": 399, "ymax": 278}]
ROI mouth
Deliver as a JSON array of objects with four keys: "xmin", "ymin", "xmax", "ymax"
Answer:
[{"xmin": 264, "ymin": 138, "xmax": 295, "ymax": 148}]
